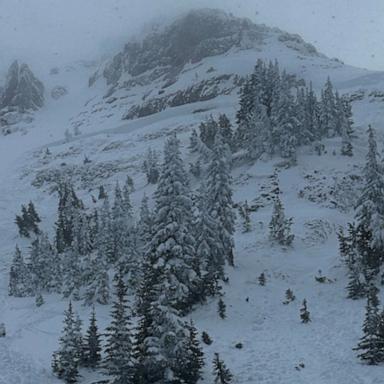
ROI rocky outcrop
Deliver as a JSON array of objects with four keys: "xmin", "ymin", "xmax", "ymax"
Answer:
[
  {"xmin": 51, "ymin": 86, "xmax": 68, "ymax": 100},
  {"xmin": 91, "ymin": 9, "xmax": 269, "ymax": 87},
  {"xmin": 123, "ymin": 74, "xmax": 243, "ymax": 119},
  {"xmin": 1, "ymin": 61, "xmax": 44, "ymax": 112}
]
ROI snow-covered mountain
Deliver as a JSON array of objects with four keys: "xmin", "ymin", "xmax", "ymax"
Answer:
[{"xmin": 1, "ymin": 8, "xmax": 384, "ymax": 384}]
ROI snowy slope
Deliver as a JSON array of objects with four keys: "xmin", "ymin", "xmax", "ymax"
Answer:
[{"xmin": 1, "ymin": 9, "xmax": 384, "ymax": 384}]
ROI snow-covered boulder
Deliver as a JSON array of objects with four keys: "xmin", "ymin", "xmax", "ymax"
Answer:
[{"xmin": 51, "ymin": 85, "xmax": 68, "ymax": 100}]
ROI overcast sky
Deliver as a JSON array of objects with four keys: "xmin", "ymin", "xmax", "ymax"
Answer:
[{"xmin": 0, "ymin": 0, "xmax": 383, "ymax": 71}]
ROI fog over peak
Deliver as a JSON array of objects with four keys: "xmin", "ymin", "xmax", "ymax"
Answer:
[{"xmin": 0, "ymin": 0, "xmax": 383, "ymax": 73}]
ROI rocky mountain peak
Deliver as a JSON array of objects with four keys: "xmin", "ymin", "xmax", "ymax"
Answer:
[
  {"xmin": 94, "ymin": 9, "xmax": 270, "ymax": 86},
  {"xmin": 92, "ymin": 8, "xmax": 321, "ymax": 89},
  {"xmin": 1, "ymin": 60, "xmax": 44, "ymax": 112}
]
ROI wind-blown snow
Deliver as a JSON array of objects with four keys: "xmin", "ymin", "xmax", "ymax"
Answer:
[{"xmin": 1, "ymin": 17, "xmax": 384, "ymax": 384}]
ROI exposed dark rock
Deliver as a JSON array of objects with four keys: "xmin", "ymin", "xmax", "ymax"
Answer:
[
  {"xmin": 91, "ymin": 9, "xmax": 268, "ymax": 87},
  {"xmin": 51, "ymin": 86, "xmax": 68, "ymax": 100},
  {"xmin": 1, "ymin": 60, "xmax": 44, "ymax": 112},
  {"xmin": 123, "ymin": 74, "xmax": 243, "ymax": 119}
]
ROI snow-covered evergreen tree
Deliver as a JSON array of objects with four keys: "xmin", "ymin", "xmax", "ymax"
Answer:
[
  {"xmin": 271, "ymin": 71, "xmax": 299, "ymax": 161},
  {"xmin": 241, "ymin": 201, "xmax": 252, "ymax": 233},
  {"xmin": 207, "ymin": 134, "xmax": 236, "ymax": 267},
  {"xmin": 199, "ymin": 116, "xmax": 218, "ymax": 149},
  {"xmin": 354, "ymin": 285, "xmax": 383, "ymax": 364},
  {"xmin": 218, "ymin": 298, "xmax": 227, "ymax": 319},
  {"xmin": 320, "ymin": 77, "xmax": 337, "ymax": 137},
  {"xmin": 142, "ymin": 148, "xmax": 160, "ymax": 184},
  {"xmin": 133, "ymin": 256, "xmax": 194, "ymax": 384},
  {"xmin": 336, "ymin": 93, "xmax": 354, "ymax": 156},
  {"xmin": 55, "ymin": 180, "xmax": 84, "ymax": 253},
  {"xmin": 189, "ymin": 129, "xmax": 199, "ymax": 153},
  {"xmin": 104, "ymin": 274, "xmax": 134, "ymax": 383},
  {"xmin": 269, "ymin": 172, "xmax": 294, "ymax": 246},
  {"xmin": 218, "ymin": 114, "xmax": 233, "ymax": 151},
  {"xmin": 300, "ymin": 299, "xmax": 311, "ymax": 323},
  {"xmin": 175, "ymin": 320, "xmax": 205, "ymax": 384},
  {"xmin": 146, "ymin": 134, "xmax": 198, "ymax": 313},
  {"xmin": 83, "ymin": 307, "xmax": 102, "ymax": 368},
  {"xmin": 29, "ymin": 233, "xmax": 56, "ymax": 294},
  {"xmin": 9, "ymin": 246, "xmax": 31, "ymax": 297},
  {"xmin": 212, "ymin": 353, "xmax": 233, "ymax": 384},
  {"xmin": 195, "ymin": 182, "xmax": 224, "ymax": 298},
  {"xmin": 52, "ymin": 301, "xmax": 81, "ymax": 383},
  {"xmin": 354, "ymin": 126, "xmax": 384, "ymax": 277},
  {"xmin": 137, "ymin": 193, "xmax": 153, "ymax": 251}
]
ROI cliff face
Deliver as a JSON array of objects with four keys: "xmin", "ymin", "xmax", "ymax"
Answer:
[{"xmin": 1, "ymin": 61, "xmax": 44, "ymax": 112}]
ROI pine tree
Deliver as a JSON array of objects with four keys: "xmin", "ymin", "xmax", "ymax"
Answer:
[
  {"xmin": 207, "ymin": 134, "xmax": 236, "ymax": 267},
  {"xmin": 146, "ymin": 134, "xmax": 198, "ymax": 313},
  {"xmin": 355, "ymin": 126, "xmax": 384, "ymax": 277},
  {"xmin": 189, "ymin": 159, "xmax": 202, "ymax": 178},
  {"xmin": 189, "ymin": 129, "xmax": 199, "ymax": 153},
  {"xmin": 62, "ymin": 247, "xmax": 82, "ymax": 301},
  {"xmin": 218, "ymin": 114, "xmax": 233, "ymax": 151},
  {"xmin": 354, "ymin": 285, "xmax": 383, "ymax": 364},
  {"xmin": 241, "ymin": 201, "xmax": 252, "ymax": 233},
  {"xmin": 111, "ymin": 182, "xmax": 127, "ymax": 264},
  {"xmin": 52, "ymin": 301, "xmax": 80, "ymax": 383},
  {"xmin": 212, "ymin": 353, "xmax": 233, "ymax": 384},
  {"xmin": 320, "ymin": 77, "xmax": 337, "ymax": 137},
  {"xmin": 104, "ymin": 275, "xmax": 134, "ymax": 383},
  {"xmin": 202, "ymin": 331, "xmax": 213, "ymax": 345},
  {"xmin": 271, "ymin": 71, "xmax": 299, "ymax": 160},
  {"xmin": 27, "ymin": 201, "xmax": 41, "ymax": 224},
  {"xmin": 15, "ymin": 210, "xmax": 29, "ymax": 237},
  {"xmin": 84, "ymin": 199, "xmax": 112, "ymax": 305},
  {"xmin": 142, "ymin": 148, "xmax": 160, "ymax": 184},
  {"xmin": 199, "ymin": 116, "xmax": 218, "ymax": 149},
  {"xmin": 337, "ymin": 94, "xmax": 354, "ymax": 156},
  {"xmin": 9, "ymin": 246, "xmax": 31, "ymax": 297},
  {"xmin": 83, "ymin": 307, "xmax": 102, "ymax": 368},
  {"xmin": 35, "ymin": 293, "xmax": 44, "ymax": 307},
  {"xmin": 111, "ymin": 181, "xmax": 138, "ymax": 284},
  {"xmin": 29, "ymin": 233, "xmax": 56, "ymax": 294},
  {"xmin": 15, "ymin": 203, "xmax": 40, "ymax": 237},
  {"xmin": 137, "ymin": 193, "xmax": 153, "ymax": 251},
  {"xmin": 300, "ymin": 299, "xmax": 311, "ymax": 323},
  {"xmin": 269, "ymin": 173, "xmax": 294, "ymax": 246},
  {"xmin": 346, "ymin": 265, "xmax": 366, "ymax": 300},
  {"xmin": 175, "ymin": 321, "xmax": 205, "ymax": 384},
  {"xmin": 195, "ymin": 182, "xmax": 224, "ymax": 298},
  {"xmin": 133, "ymin": 236, "xmax": 196, "ymax": 384},
  {"xmin": 98, "ymin": 185, "xmax": 107, "ymax": 199},
  {"xmin": 218, "ymin": 298, "xmax": 227, "ymax": 319},
  {"xmin": 243, "ymin": 95, "xmax": 271, "ymax": 161},
  {"xmin": 55, "ymin": 180, "xmax": 84, "ymax": 253},
  {"xmin": 258, "ymin": 273, "xmax": 266, "ymax": 286},
  {"xmin": 283, "ymin": 288, "xmax": 295, "ymax": 304}
]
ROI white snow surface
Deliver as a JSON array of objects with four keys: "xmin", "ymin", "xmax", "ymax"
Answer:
[{"xmin": 1, "ymin": 26, "xmax": 384, "ymax": 384}]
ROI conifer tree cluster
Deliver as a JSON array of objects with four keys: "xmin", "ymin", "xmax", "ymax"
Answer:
[
  {"xmin": 354, "ymin": 285, "xmax": 384, "ymax": 365},
  {"xmin": 15, "ymin": 201, "xmax": 41, "ymax": 237},
  {"xmin": 198, "ymin": 114, "xmax": 233, "ymax": 151},
  {"xmin": 339, "ymin": 126, "xmax": 384, "ymax": 296},
  {"xmin": 142, "ymin": 147, "xmax": 160, "ymax": 184},
  {"xmin": 53, "ymin": 272, "xmax": 208, "ymax": 384},
  {"xmin": 9, "ymin": 177, "xmax": 135, "ymax": 305},
  {"xmin": 235, "ymin": 59, "xmax": 354, "ymax": 161},
  {"xmin": 52, "ymin": 302, "xmax": 102, "ymax": 383},
  {"xmin": 11, "ymin": 132, "xmax": 238, "ymax": 383}
]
